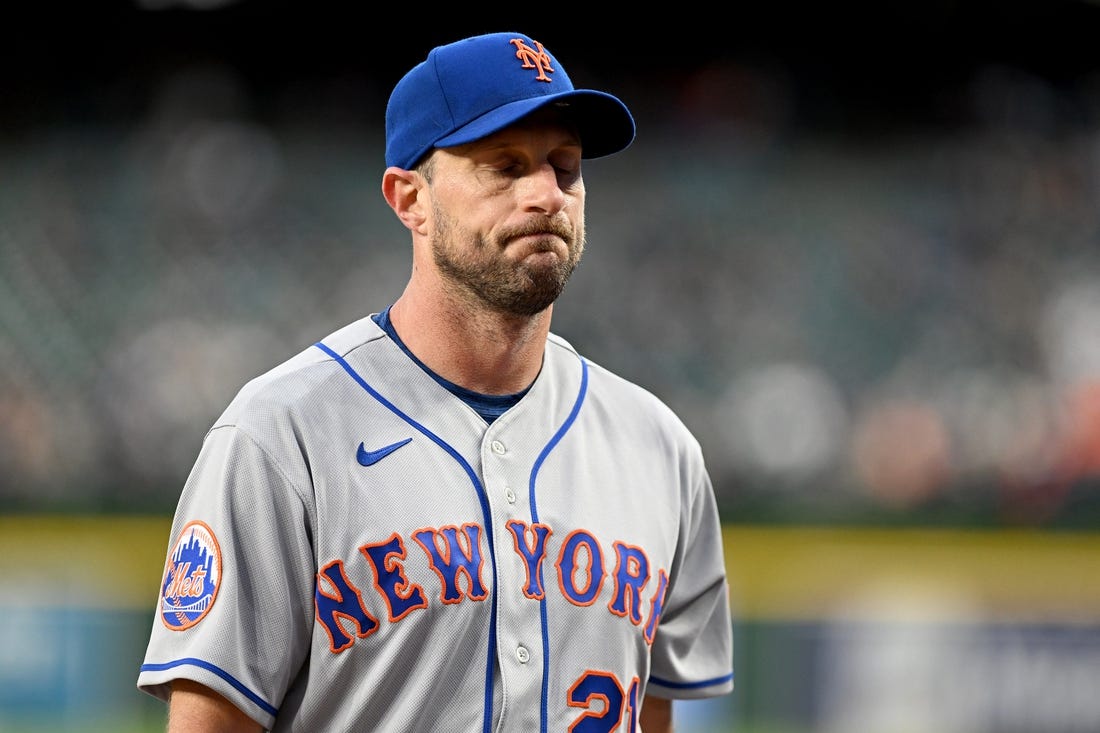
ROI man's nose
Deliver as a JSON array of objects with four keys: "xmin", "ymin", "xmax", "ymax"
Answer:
[{"xmin": 518, "ymin": 163, "xmax": 567, "ymax": 215}]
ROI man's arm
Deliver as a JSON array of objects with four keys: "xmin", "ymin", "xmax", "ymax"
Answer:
[
  {"xmin": 167, "ymin": 679, "xmax": 263, "ymax": 733},
  {"xmin": 639, "ymin": 695, "xmax": 673, "ymax": 732}
]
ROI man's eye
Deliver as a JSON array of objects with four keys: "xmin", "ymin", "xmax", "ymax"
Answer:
[
  {"xmin": 550, "ymin": 156, "xmax": 581, "ymax": 176},
  {"xmin": 481, "ymin": 166, "xmax": 516, "ymax": 180}
]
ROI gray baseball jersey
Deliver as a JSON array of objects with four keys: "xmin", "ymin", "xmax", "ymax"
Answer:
[{"xmin": 137, "ymin": 314, "xmax": 733, "ymax": 732}]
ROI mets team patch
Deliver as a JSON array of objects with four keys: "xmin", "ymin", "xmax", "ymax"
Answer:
[{"xmin": 160, "ymin": 520, "xmax": 222, "ymax": 631}]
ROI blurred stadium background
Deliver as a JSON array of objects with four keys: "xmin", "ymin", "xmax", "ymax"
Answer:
[{"xmin": 3, "ymin": 1, "xmax": 1100, "ymax": 731}]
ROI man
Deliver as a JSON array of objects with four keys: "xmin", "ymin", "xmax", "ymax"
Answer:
[{"xmin": 137, "ymin": 31, "xmax": 733, "ymax": 732}]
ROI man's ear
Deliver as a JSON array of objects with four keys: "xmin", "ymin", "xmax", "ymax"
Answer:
[{"xmin": 382, "ymin": 166, "xmax": 428, "ymax": 233}]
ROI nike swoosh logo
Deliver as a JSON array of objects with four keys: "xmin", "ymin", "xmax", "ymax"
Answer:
[{"xmin": 356, "ymin": 438, "xmax": 412, "ymax": 467}]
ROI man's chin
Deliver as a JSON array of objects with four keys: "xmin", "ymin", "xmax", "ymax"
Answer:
[{"xmin": 496, "ymin": 279, "xmax": 568, "ymax": 317}]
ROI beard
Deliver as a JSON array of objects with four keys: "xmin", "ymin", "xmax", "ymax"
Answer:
[{"xmin": 430, "ymin": 203, "xmax": 585, "ymax": 317}]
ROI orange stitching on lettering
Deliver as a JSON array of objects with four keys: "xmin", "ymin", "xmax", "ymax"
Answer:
[{"xmin": 510, "ymin": 38, "xmax": 554, "ymax": 82}]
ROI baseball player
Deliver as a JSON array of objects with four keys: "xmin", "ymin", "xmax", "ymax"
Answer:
[{"xmin": 137, "ymin": 31, "xmax": 733, "ymax": 732}]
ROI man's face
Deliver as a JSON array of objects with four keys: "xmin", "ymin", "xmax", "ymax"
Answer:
[{"xmin": 424, "ymin": 111, "xmax": 586, "ymax": 317}]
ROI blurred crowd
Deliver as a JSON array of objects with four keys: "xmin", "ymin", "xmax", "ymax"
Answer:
[{"xmin": 3, "ymin": 56, "xmax": 1100, "ymax": 527}]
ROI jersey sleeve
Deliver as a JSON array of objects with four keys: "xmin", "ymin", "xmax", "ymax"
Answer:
[
  {"xmin": 136, "ymin": 422, "xmax": 316, "ymax": 729},
  {"xmin": 646, "ymin": 446, "xmax": 734, "ymax": 700}
]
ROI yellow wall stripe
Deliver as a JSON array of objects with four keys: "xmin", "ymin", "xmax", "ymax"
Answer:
[
  {"xmin": 4, "ymin": 516, "xmax": 1099, "ymax": 623},
  {"xmin": 722, "ymin": 525, "xmax": 1100, "ymax": 623}
]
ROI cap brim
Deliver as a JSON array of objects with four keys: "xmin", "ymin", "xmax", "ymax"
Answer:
[{"xmin": 434, "ymin": 89, "xmax": 636, "ymax": 160}]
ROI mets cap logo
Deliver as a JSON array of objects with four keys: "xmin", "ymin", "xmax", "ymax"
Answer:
[
  {"xmin": 510, "ymin": 38, "xmax": 554, "ymax": 82},
  {"xmin": 160, "ymin": 520, "xmax": 222, "ymax": 631}
]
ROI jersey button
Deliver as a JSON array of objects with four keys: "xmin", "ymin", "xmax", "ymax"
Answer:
[
  {"xmin": 516, "ymin": 645, "xmax": 530, "ymax": 664},
  {"xmin": 491, "ymin": 440, "xmax": 506, "ymax": 455},
  {"xmin": 504, "ymin": 487, "xmax": 516, "ymax": 504}
]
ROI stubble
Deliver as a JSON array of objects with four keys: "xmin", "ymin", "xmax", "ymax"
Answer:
[{"xmin": 430, "ymin": 202, "xmax": 585, "ymax": 317}]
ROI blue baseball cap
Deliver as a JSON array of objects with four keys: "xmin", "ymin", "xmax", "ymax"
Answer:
[{"xmin": 385, "ymin": 32, "xmax": 636, "ymax": 170}]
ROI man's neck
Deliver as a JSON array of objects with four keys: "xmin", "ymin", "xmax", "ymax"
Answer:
[{"xmin": 387, "ymin": 290, "xmax": 550, "ymax": 395}]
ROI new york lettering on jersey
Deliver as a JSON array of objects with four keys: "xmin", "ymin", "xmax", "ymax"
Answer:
[{"xmin": 314, "ymin": 520, "xmax": 668, "ymax": 651}]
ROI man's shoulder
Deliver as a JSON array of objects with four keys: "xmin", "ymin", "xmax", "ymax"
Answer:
[
  {"xmin": 546, "ymin": 332, "xmax": 688, "ymax": 430},
  {"xmin": 214, "ymin": 315, "xmax": 388, "ymax": 428}
]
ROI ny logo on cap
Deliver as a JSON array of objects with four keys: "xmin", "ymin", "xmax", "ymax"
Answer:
[{"xmin": 510, "ymin": 38, "xmax": 554, "ymax": 82}]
